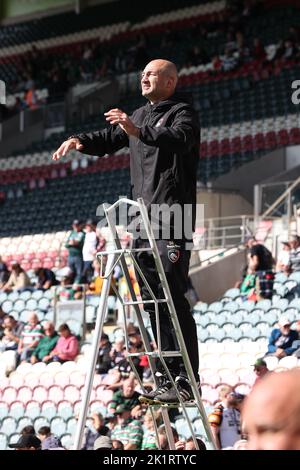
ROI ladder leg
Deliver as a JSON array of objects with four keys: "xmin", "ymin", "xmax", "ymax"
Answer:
[{"xmin": 73, "ymin": 252, "xmax": 117, "ymax": 450}]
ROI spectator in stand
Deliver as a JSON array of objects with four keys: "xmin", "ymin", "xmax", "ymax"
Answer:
[
  {"xmin": 21, "ymin": 425, "xmax": 36, "ymax": 435},
  {"xmin": 93, "ymin": 435, "xmax": 113, "ymax": 451},
  {"xmin": 208, "ymin": 385, "xmax": 241, "ymax": 449},
  {"xmin": 266, "ymin": 316, "xmax": 298, "ymax": 358},
  {"xmin": 25, "ymin": 84, "xmax": 38, "ymax": 109},
  {"xmin": 292, "ymin": 320, "xmax": 300, "ymax": 358},
  {"xmin": 2, "ymin": 261, "xmax": 31, "ymax": 292},
  {"xmin": 112, "ymin": 439, "xmax": 124, "ymax": 450},
  {"xmin": 81, "ymin": 412, "xmax": 110, "ymax": 450},
  {"xmin": 0, "ymin": 308, "xmax": 7, "ymax": 340},
  {"xmin": 243, "ymin": 369, "xmax": 300, "ymax": 450},
  {"xmin": 252, "ymin": 37, "xmax": 266, "ymax": 60},
  {"xmin": 108, "ymin": 377, "xmax": 141, "ymax": 417},
  {"xmin": 86, "ymin": 259, "xmax": 104, "ymax": 295},
  {"xmin": 110, "ymin": 404, "xmax": 143, "ymax": 450},
  {"xmin": 34, "ymin": 268, "xmax": 58, "ymax": 290},
  {"xmin": 289, "ymin": 234, "xmax": 300, "ymax": 272},
  {"xmin": 0, "ymin": 256, "xmax": 9, "ymax": 288},
  {"xmin": 30, "ymin": 322, "xmax": 59, "ymax": 364},
  {"xmin": 246, "ymin": 238, "xmax": 274, "ymax": 301},
  {"xmin": 109, "ymin": 336, "xmax": 126, "ymax": 366},
  {"xmin": 158, "ymin": 425, "xmax": 179, "ymax": 450},
  {"xmin": 95, "ymin": 333, "xmax": 112, "ymax": 374},
  {"xmin": 0, "ymin": 315, "xmax": 24, "ymax": 352},
  {"xmin": 65, "ymin": 220, "xmax": 85, "ymax": 283},
  {"xmin": 37, "ymin": 426, "xmax": 62, "ymax": 450},
  {"xmin": 175, "ymin": 436, "xmax": 207, "ymax": 450},
  {"xmin": 43, "ymin": 323, "xmax": 78, "ymax": 363},
  {"xmin": 82, "ymin": 219, "xmax": 98, "ymax": 283},
  {"xmin": 116, "ymin": 340, "xmax": 145, "ymax": 382},
  {"xmin": 276, "ymin": 241, "xmax": 291, "ymax": 274},
  {"xmin": 141, "ymin": 410, "xmax": 162, "ymax": 450},
  {"xmin": 252, "ymin": 358, "xmax": 270, "ymax": 386},
  {"xmin": 9, "ymin": 434, "xmax": 41, "ymax": 451},
  {"xmin": 17, "ymin": 312, "xmax": 44, "ymax": 362}
]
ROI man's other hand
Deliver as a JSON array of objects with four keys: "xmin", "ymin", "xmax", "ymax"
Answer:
[
  {"xmin": 52, "ymin": 138, "xmax": 83, "ymax": 161},
  {"xmin": 104, "ymin": 108, "xmax": 140, "ymax": 138}
]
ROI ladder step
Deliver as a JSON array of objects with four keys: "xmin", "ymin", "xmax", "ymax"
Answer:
[
  {"xmin": 127, "ymin": 351, "xmax": 182, "ymax": 358},
  {"xmin": 122, "ymin": 299, "xmax": 168, "ymax": 306}
]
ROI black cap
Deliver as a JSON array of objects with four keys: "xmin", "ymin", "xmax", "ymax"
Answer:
[
  {"xmin": 9, "ymin": 434, "xmax": 41, "ymax": 449},
  {"xmin": 101, "ymin": 333, "xmax": 109, "ymax": 341}
]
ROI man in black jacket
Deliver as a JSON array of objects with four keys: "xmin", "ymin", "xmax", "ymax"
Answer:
[{"xmin": 52, "ymin": 59, "xmax": 200, "ymax": 404}]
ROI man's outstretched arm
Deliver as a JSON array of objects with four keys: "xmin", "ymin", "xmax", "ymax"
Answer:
[{"xmin": 52, "ymin": 121, "xmax": 129, "ymax": 161}]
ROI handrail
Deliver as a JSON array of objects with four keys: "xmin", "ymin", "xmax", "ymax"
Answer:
[{"xmin": 261, "ymin": 175, "xmax": 300, "ymax": 219}]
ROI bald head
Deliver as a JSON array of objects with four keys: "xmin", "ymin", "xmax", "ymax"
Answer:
[
  {"xmin": 141, "ymin": 59, "xmax": 178, "ymax": 103},
  {"xmin": 243, "ymin": 370, "xmax": 300, "ymax": 450}
]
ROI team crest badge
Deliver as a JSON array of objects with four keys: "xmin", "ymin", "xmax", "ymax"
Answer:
[{"xmin": 167, "ymin": 245, "xmax": 180, "ymax": 263}]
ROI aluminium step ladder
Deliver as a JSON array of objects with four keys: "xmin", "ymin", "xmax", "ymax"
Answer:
[{"xmin": 73, "ymin": 197, "xmax": 216, "ymax": 450}]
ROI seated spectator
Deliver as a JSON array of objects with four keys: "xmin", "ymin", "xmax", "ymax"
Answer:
[
  {"xmin": 109, "ymin": 336, "xmax": 126, "ymax": 366},
  {"xmin": 289, "ymin": 234, "xmax": 300, "ymax": 272},
  {"xmin": 30, "ymin": 322, "xmax": 59, "ymax": 364},
  {"xmin": 34, "ymin": 268, "xmax": 58, "ymax": 290},
  {"xmin": 2, "ymin": 261, "xmax": 31, "ymax": 292},
  {"xmin": 246, "ymin": 241, "xmax": 274, "ymax": 300},
  {"xmin": 43, "ymin": 323, "xmax": 78, "ymax": 363},
  {"xmin": 276, "ymin": 241, "xmax": 291, "ymax": 274},
  {"xmin": 252, "ymin": 358, "xmax": 270, "ymax": 386},
  {"xmin": 56, "ymin": 276, "xmax": 81, "ymax": 301},
  {"xmin": 9, "ymin": 434, "xmax": 41, "ymax": 451},
  {"xmin": 0, "ymin": 306, "xmax": 7, "ymax": 339},
  {"xmin": 81, "ymin": 412, "xmax": 110, "ymax": 450},
  {"xmin": 17, "ymin": 312, "xmax": 44, "ymax": 362},
  {"xmin": 175, "ymin": 436, "xmax": 207, "ymax": 450},
  {"xmin": 266, "ymin": 316, "xmax": 299, "ymax": 358},
  {"xmin": 111, "ymin": 404, "xmax": 143, "ymax": 450},
  {"xmin": 158, "ymin": 424, "xmax": 179, "ymax": 450},
  {"xmin": 86, "ymin": 259, "xmax": 115, "ymax": 296},
  {"xmin": 252, "ymin": 37, "xmax": 266, "ymax": 60},
  {"xmin": 116, "ymin": 341, "xmax": 145, "ymax": 382},
  {"xmin": 0, "ymin": 256, "xmax": 9, "ymax": 288},
  {"xmin": 0, "ymin": 315, "xmax": 24, "ymax": 352},
  {"xmin": 37, "ymin": 426, "xmax": 62, "ymax": 450},
  {"xmin": 292, "ymin": 320, "xmax": 300, "ymax": 358},
  {"xmin": 21, "ymin": 425, "xmax": 36, "ymax": 435},
  {"xmin": 94, "ymin": 435, "xmax": 112, "ymax": 451},
  {"xmin": 141, "ymin": 410, "xmax": 162, "ymax": 450},
  {"xmin": 112, "ymin": 439, "xmax": 124, "ymax": 450},
  {"xmin": 108, "ymin": 377, "xmax": 141, "ymax": 417},
  {"xmin": 95, "ymin": 333, "xmax": 112, "ymax": 374}
]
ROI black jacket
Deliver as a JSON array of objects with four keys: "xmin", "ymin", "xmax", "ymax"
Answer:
[{"xmin": 75, "ymin": 93, "xmax": 200, "ymax": 237}]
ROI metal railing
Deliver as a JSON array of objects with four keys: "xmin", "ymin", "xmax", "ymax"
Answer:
[
  {"xmin": 254, "ymin": 175, "xmax": 300, "ymax": 236},
  {"xmin": 193, "ymin": 214, "xmax": 253, "ymax": 251}
]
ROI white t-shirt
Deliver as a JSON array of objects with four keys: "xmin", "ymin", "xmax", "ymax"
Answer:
[
  {"xmin": 82, "ymin": 231, "xmax": 97, "ymax": 261},
  {"xmin": 219, "ymin": 405, "xmax": 241, "ymax": 449}
]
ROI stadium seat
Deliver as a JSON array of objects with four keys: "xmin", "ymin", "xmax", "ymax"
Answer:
[{"xmin": 0, "ymin": 432, "xmax": 7, "ymax": 450}]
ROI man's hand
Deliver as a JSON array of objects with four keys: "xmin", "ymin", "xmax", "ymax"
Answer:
[
  {"xmin": 104, "ymin": 108, "xmax": 140, "ymax": 138},
  {"xmin": 52, "ymin": 138, "xmax": 83, "ymax": 161}
]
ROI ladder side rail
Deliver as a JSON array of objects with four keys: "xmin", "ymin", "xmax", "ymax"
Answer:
[{"xmin": 138, "ymin": 198, "xmax": 217, "ymax": 449}]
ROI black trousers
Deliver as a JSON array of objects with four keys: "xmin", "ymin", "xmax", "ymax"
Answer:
[{"xmin": 134, "ymin": 238, "xmax": 199, "ymax": 381}]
